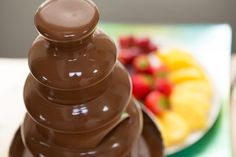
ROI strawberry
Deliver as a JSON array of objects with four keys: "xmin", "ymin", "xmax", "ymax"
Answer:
[
  {"xmin": 145, "ymin": 91, "xmax": 168, "ymax": 116},
  {"xmin": 134, "ymin": 37, "xmax": 158, "ymax": 53},
  {"xmin": 155, "ymin": 79, "xmax": 173, "ymax": 96},
  {"xmin": 135, "ymin": 37, "xmax": 151, "ymax": 51},
  {"xmin": 147, "ymin": 65, "xmax": 159, "ymax": 75},
  {"xmin": 148, "ymin": 42, "xmax": 158, "ymax": 52},
  {"xmin": 152, "ymin": 64, "xmax": 169, "ymax": 78},
  {"xmin": 119, "ymin": 35, "xmax": 135, "ymax": 48},
  {"xmin": 118, "ymin": 48, "xmax": 141, "ymax": 65},
  {"xmin": 132, "ymin": 54, "xmax": 150, "ymax": 72},
  {"xmin": 131, "ymin": 74, "xmax": 153, "ymax": 99}
]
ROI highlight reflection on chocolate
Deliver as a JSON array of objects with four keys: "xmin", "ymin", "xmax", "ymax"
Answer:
[{"xmin": 9, "ymin": 0, "xmax": 164, "ymax": 156}]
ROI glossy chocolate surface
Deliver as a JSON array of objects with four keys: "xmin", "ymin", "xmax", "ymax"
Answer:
[
  {"xmin": 9, "ymin": 111, "xmax": 163, "ymax": 157},
  {"xmin": 22, "ymin": 98, "xmax": 142, "ymax": 156},
  {"xmin": 29, "ymin": 30, "xmax": 116, "ymax": 91},
  {"xmin": 9, "ymin": 0, "xmax": 163, "ymax": 156},
  {"xmin": 35, "ymin": 0, "xmax": 99, "ymax": 42}
]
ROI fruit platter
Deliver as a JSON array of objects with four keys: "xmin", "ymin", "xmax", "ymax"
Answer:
[{"xmin": 117, "ymin": 35, "xmax": 221, "ymax": 155}]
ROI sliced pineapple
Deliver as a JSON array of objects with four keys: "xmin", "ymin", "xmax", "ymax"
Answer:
[
  {"xmin": 156, "ymin": 118, "xmax": 171, "ymax": 147},
  {"xmin": 170, "ymin": 90, "xmax": 209, "ymax": 131},
  {"xmin": 157, "ymin": 111, "xmax": 190, "ymax": 147},
  {"xmin": 155, "ymin": 48, "xmax": 213, "ymax": 147},
  {"xmin": 174, "ymin": 80, "xmax": 212, "ymax": 100},
  {"xmin": 158, "ymin": 49, "xmax": 199, "ymax": 71},
  {"xmin": 168, "ymin": 67, "xmax": 206, "ymax": 84}
]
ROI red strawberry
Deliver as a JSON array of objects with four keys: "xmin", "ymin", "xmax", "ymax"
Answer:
[
  {"xmin": 148, "ymin": 42, "xmax": 158, "ymax": 52},
  {"xmin": 152, "ymin": 64, "xmax": 169, "ymax": 78},
  {"xmin": 119, "ymin": 35, "xmax": 135, "ymax": 48},
  {"xmin": 131, "ymin": 74, "xmax": 153, "ymax": 99},
  {"xmin": 145, "ymin": 91, "xmax": 168, "ymax": 116},
  {"xmin": 118, "ymin": 48, "xmax": 141, "ymax": 65},
  {"xmin": 147, "ymin": 65, "xmax": 159, "ymax": 75},
  {"xmin": 133, "ymin": 55, "xmax": 150, "ymax": 72},
  {"xmin": 155, "ymin": 79, "xmax": 173, "ymax": 96},
  {"xmin": 135, "ymin": 37, "xmax": 150, "ymax": 51}
]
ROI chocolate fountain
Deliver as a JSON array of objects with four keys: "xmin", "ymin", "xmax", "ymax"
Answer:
[{"xmin": 9, "ymin": 0, "xmax": 163, "ymax": 156}]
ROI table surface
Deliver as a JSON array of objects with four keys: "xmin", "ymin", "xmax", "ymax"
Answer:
[{"xmin": 0, "ymin": 24, "xmax": 233, "ymax": 157}]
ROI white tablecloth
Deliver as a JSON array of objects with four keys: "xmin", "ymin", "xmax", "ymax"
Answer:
[{"xmin": 0, "ymin": 59, "xmax": 28, "ymax": 156}]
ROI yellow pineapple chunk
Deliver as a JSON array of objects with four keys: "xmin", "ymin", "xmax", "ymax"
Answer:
[
  {"xmin": 158, "ymin": 49, "xmax": 199, "ymax": 71},
  {"xmin": 174, "ymin": 80, "xmax": 212, "ymax": 100},
  {"xmin": 168, "ymin": 67, "xmax": 206, "ymax": 84},
  {"xmin": 157, "ymin": 111, "xmax": 190, "ymax": 147},
  {"xmin": 170, "ymin": 90, "xmax": 209, "ymax": 131}
]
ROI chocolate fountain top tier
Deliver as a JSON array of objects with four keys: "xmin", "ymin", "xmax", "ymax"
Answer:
[
  {"xmin": 35, "ymin": 0, "xmax": 99, "ymax": 42},
  {"xmin": 30, "ymin": 0, "xmax": 117, "ymax": 91}
]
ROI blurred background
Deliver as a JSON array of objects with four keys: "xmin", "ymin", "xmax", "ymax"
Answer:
[
  {"xmin": 0, "ymin": 0, "xmax": 235, "ymax": 57},
  {"xmin": 0, "ymin": 0, "xmax": 235, "ymax": 157}
]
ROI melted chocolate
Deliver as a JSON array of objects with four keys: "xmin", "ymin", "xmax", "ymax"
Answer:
[
  {"xmin": 9, "ymin": 0, "xmax": 163, "ymax": 156},
  {"xmin": 9, "ymin": 111, "xmax": 164, "ymax": 157}
]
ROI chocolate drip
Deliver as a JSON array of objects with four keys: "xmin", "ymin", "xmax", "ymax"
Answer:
[{"xmin": 19, "ymin": 0, "xmax": 143, "ymax": 156}]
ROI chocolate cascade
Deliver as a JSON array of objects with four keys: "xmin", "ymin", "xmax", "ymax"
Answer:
[{"xmin": 20, "ymin": 0, "xmax": 143, "ymax": 156}]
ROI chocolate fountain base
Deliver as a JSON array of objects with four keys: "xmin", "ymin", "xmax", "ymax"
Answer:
[{"xmin": 9, "ymin": 111, "xmax": 163, "ymax": 157}]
